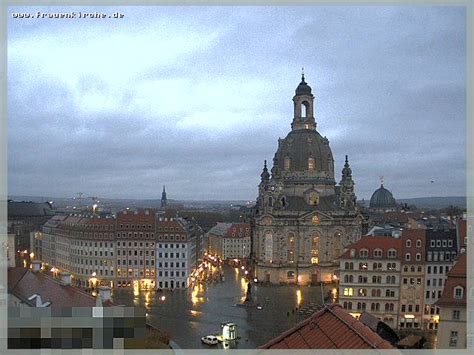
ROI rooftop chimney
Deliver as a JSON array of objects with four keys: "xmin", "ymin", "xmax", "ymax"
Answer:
[
  {"xmin": 98, "ymin": 286, "xmax": 112, "ymax": 303},
  {"xmin": 60, "ymin": 271, "xmax": 72, "ymax": 286},
  {"xmin": 30, "ymin": 260, "xmax": 42, "ymax": 272}
]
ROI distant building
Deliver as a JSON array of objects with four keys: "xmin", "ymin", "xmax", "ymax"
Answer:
[
  {"xmin": 206, "ymin": 223, "xmax": 251, "ymax": 260},
  {"xmin": 456, "ymin": 217, "xmax": 467, "ymax": 253},
  {"xmin": 31, "ymin": 209, "xmax": 202, "ymax": 291},
  {"xmin": 423, "ymin": 228, "xmax": 458, "ymax": 329},
  {"xmin": 436, "ymin": 253, "xmax": 466, "ymax": 349},
  {"xmin": 369, "ymin": 183, "xmax": 398, "ymax": 212},
  {"xmin": 259, "ymin": 304, "xmax": 394, "ymax": 349},
  {"xmin": 7, "ymin": 200, "xmax": 54, "ymax": 256},
  {"xmin": 252, "ymin": 75, "xmax": 365, "ymax": 286}
]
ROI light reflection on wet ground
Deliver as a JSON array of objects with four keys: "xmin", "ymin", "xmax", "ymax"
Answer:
[{"xmin": 114, "ymin": 265, "xmax": 328, "ymax": 349}]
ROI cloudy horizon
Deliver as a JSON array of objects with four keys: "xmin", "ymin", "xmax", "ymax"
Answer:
[{"xmin": 7, "ymin": 6, "xmax": 466, "ymax": 201}]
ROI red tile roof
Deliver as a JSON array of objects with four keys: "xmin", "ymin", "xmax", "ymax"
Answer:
[
  {"xmin": 157, "ymin": 220, "xmax": 185, "ymax": 233},
  {"xmin": 116, "ymin": 210, "xmax": 156, "ymax": 226},
  {"xmin": 382, "ymin": 212, "xmax": 409, "ymax": 224},
  {"xmin": 437, "ymin": 253, "xmax": 467, "ymax": 307},
  {"xmin": 259, "ymin": 304, "xmax": 394, "ymax": 349},
  {"xmin": 340, "ymin": 235, "xmax": 402, "ymax": 259},
  {"xmin": 8, "ymin": 267, "xmax": 116, "ymax": 308},
  {"xmin": 224, "ymin": 223, "xmax": 250, "ymax": 238}
]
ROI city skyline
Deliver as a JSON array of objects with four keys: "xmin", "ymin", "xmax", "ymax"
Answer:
[{"xmin": 7, "ymin": 6, "xmax": 466, "ymax": 200}]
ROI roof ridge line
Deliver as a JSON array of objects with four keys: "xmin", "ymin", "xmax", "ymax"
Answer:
[
  {"xmin": 325, "ymin": 305, "xmax": 380, "ymax": 349},
  {"xmin": 10, "ymin": 267, "xmax": 29, "ymax": 292}
]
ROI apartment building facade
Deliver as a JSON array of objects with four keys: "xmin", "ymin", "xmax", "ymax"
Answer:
[
  {"xmin": 31, "ymin": 210, "xmax": 202, "ymax": 290},
  {"xmin": 207, "ymin": 222, "xmax": 251, "ymax": 260},
  {"xmin": 423, "ymin": 228, "xmax": 458, "ymax": 329},
  {"xmin": 338, "ymin": 235, "xmax": 402, "ymax": 329},
  {"xmin": 398, "ymin": 229, "xmax": 426, "ymax": 329}
]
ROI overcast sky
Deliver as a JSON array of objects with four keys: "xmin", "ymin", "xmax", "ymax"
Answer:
[{"xmin": 7, "ymin": 6, "xmax": 466, "ymax": 201}]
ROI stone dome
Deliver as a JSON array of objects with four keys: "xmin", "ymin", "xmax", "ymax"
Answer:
[
  {"xmin": 369, "ymin": 184, "xmax": 397, "ymax": 209},
  {"xmin": 273, "ymin": 129, "xmax": 334, "ymax": 175}
]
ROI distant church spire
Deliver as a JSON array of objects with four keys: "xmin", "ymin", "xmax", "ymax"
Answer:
[
  {"xmin": 161, "ymin": 185, "xmax": 167, "ymax": 208},
  {"xmin": 260, "ymin": 160, "xmax": 270, "ymax": 183},
  {"xmin": 339, "ymin": 155, "xmax": 356, "ymax": 210}
]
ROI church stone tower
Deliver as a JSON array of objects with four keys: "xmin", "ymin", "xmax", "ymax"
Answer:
[
  {"xmin": 251, "ymin": 74, "xmax": 365, "ymax": 285},
  {"xmin": 161, "ymin": 185, "xmax": 167, "ymax": 208}
]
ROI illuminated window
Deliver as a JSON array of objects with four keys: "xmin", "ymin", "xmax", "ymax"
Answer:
[
  {"xmin": 311, "ymin": 236, "xmax": 319, "ymax": 264},
  {"xmin": 308, "ymin": 157, "xmax": 316, "ymax": 170},
  {"xmin": 343, "ymin": 288, "xmax": 354, "ymax": 296},
  {"xmin": 284, "ymin": 157, "xmax": 291, "ymax": 170}
]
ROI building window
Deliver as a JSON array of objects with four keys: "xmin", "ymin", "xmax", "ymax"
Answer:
[
  {"xmin": 416, "ymin": 239, "xmax": 422, "ymax": 248},
  {"xmin": 405, "ymin": 253, "xmax": 411, "ymax": 261},
  {"xmin": 343, "ymin": 288, "xmax": 354, "ymax": 296},
  {"xmin": 449, "ymin": 331, "xmax": 458, "ymax": 347},
  {"xmin": 387, "ymin": 249, "xmax": 397, "ymax": 258},
  {"xmin": 359, "ymin": 249, "xmax": 368, "ymax": 258},
  {"xmin": 405, "ymin": 239, "xmax": 411, "ymax": 247},
  {"xmin": 416, "ymin": 253, "xmax": 421, "ymax": 261},
  {"xmin": 453, "ymin": 310, "xmax": 461, "ymax": 320},
  {"xmin": 454, "ymin": 286, "xmax": 464, "ymax": 299},
  {"xmin": 284, "ymin": 157, "xmax": 291, "ymax": 170},
  {"xmin": 308, "ymin": 157, "xmax": 316, "ymax": 170},
  {"xmin": 373, "ymin": 249, "xmax": 382, "ymax": 258}
]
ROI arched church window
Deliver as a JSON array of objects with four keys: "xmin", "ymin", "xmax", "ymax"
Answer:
[
  {"xmin": 268, "ymin": 197, "xmax": 273, "ymax": 207},
  {"xmin": 308, "ymin": 157, "xmax": 316, "ymax": 170},
  {"xmin": 264, "ymin": 232, "xmax": 273, "ymax": 263},
  {"xmin": 311, "ymin": 235, "xmax": 319, "ymax": 264},
  {"xmin": 287, "ymin": 234, "xmax": 295, "ymax": 263},
  {"xmin": 301, "ymin": 101, "xmax": 309, "ymax": 118},
  {"xmin": 284, "ymin": 157, "xmax": 291, "ymax": 170}
]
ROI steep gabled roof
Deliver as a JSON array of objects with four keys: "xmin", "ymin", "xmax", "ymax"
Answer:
[
  {"xmin": 259, "ymin": 304, "xmax": 394, "ymax": 349},
  {"xmin": 437, "ymin": 253, "xmax": 467, "ymax": 307},
  {"xmin": 340, "ymin": 235, "xmax": 402, "ymax": 259},
  {"xmin": 8, "ymin": 267, "xmax": 117, "ymax": 308}
]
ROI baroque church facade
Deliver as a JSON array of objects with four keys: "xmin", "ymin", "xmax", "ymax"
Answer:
[{"xmin": 251, "ymin": 75, "xmax": 366, "ymax": 285}]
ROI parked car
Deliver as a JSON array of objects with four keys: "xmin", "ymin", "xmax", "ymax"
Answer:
[{"xmin": 201, "ymin": 335, "xmax": 219, "ymax": 345}]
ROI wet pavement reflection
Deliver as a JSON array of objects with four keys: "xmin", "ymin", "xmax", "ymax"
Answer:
[{"xmin": 114, "ymin": 265, "xmax": 330, "ymax": 349}]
